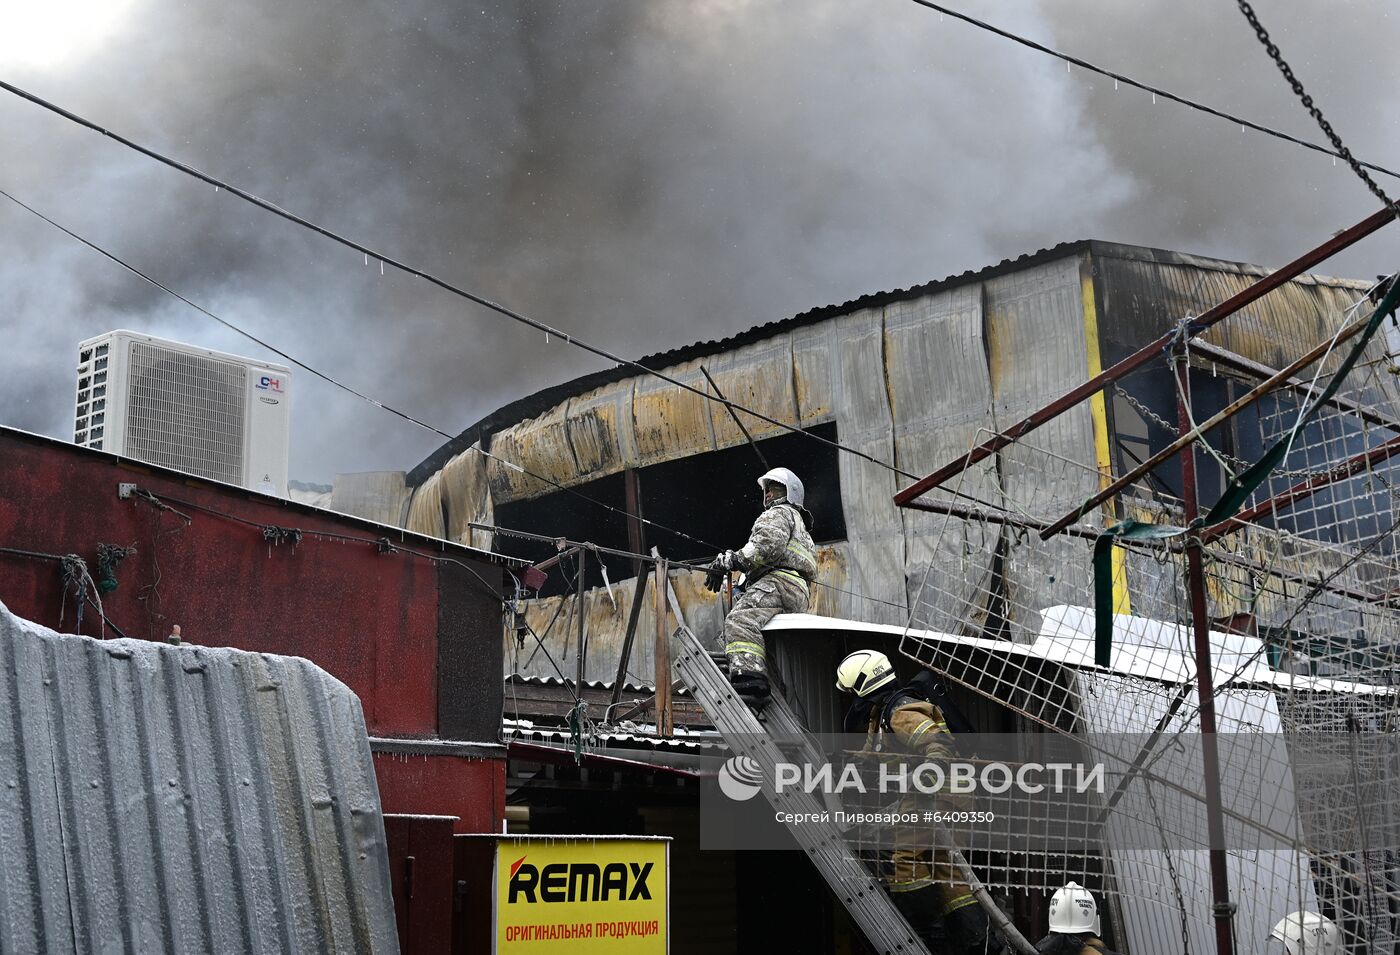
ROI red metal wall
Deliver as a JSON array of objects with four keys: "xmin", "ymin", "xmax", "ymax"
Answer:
[
  {"xmin": 0, "ymin": 428, "xmax": 508, "ymax": 837},
  {"xmin": 375, "ymin": 753, "xmax": 506, "ymax": 834}
]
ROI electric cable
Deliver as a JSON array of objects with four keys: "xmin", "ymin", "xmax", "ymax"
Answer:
[
  {"xmin": 1, "ymin": 183, "xmax": 924, "ymax": 615},
  {"xmin": 904, "ymin": 0, "xmax": 1400, "ymax": 184},
  {"xmin": 0, "ymin": 78, "xmax": 931, "ymax": 485},
  {"xmin": 0, "ymin": 184, "xmax": 721, "ymax": 552}
]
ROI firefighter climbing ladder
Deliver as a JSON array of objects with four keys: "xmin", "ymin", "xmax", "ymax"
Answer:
[{"xmin": 665, "ymin": 582, "xmax": 1034, "ymax": 955}]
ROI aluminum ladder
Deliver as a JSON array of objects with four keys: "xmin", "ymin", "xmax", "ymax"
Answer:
[{"xmin": 669, "ymin": 618, "xmax": 932, "ymax": 954}]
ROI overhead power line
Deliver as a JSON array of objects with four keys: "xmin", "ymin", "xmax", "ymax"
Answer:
[
  {"xmin": 0, "ymin": 184, "xmax": 721, "ymax": 553},
  {"xmin": 904, "ymin": 0, "xmax": 1400, "ymax": 184},
  {"xmin": 1, "ymin": 184, "xmax": 914, "ymax": 614},
  {"xmin": 0, "ymin": 78, "xmax": 919, "ymax": 485}
]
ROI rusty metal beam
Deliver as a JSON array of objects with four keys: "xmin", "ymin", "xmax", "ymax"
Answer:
[
  {"xmin": 624, "ymin": 468, "xmax": 646, "ymax": 576},
  {"xmin": 1174, "ymin": 352, "xmax": 1236, "ymax": 955},
  {"xmin": 1189, "ymin": 339, "xmax": 1400, "ymax": 434},
  {"xmin": 910, "ymin": 495, "xmax": 1387, "ymax": 605},
  {"xmin": 1038, "ymin": 315, "xmax": 1373, "ymax": 540},
  {"xmin": 610, "ymin": 570, "xmax": 652, "ymax": 712},
  {"xmin": 654, "ymin": 554, "xmax": 673, "ymax": 737},
  {"xmin": 1202, "ymin": 431, "xmax": 1400, "ymax": 544},
  {"xmin": 893, "ymin": 207, "xmax": 1396, "ymax": 509}
]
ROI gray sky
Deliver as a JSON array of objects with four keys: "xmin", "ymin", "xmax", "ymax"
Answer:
[{"xmin": 2, "ymin": 0, "xmax": 1396, "ymax": 482}]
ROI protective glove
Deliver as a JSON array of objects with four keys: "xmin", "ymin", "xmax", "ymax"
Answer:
[{"xmin": 705, "ymin": 550, "xmax": 743, "ymax": 592}]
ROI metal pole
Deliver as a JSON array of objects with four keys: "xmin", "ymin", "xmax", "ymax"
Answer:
[
  {"xmin": 701, "ymin": 364, "xmax": 770, "ymax": 470},
  {"xmin": 654, "ymin": 555, "xmax": 673, "ymax": 737},
  {"xmin": 574, "ymin": 548, "xmax": 587, "ymax": 695},
  {"xmin": 1175, "ymin": 349, "xmax": 1236, "ymax": 955},
  {"xmin": 609, "ymin": 571, "xmax": 652, "ymax": 712},
  {"xmin": 894, "ymin": 206, "xmax": 1396, "ymax": 507}
]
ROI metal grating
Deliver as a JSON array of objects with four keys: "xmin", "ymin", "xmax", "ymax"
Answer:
[
  {"xmin": 125, "ymin": 341, "xmax": 247, "ymax": 484},
  {"xmin": 0, "ymin": 600, "xmax": 400, "ymax": 954}
]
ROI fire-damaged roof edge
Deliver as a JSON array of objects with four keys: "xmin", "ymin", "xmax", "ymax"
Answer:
[
  {"xmin": 407, "ymin": 238, "xmax": 1370, "ymax": 486},
  {"xmin": 0, "ymin": 424, "xmax": 524, "ymax": 567}
]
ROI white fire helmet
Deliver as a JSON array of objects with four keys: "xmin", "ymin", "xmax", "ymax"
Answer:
[
  {"xmin": 1269, "ymin": 912, "xmax": 1341, "ymax": 955},
  {"xmin": 835, "ymin": 650, "xmax": 897, "ymax": 698},
  {"xmin": 1048, "ymin": 882, "xmax": 1100, "ymax": 935},
  {"xmin": 757, "ymin": 467, "xmax": 805, "ymax": 508}
]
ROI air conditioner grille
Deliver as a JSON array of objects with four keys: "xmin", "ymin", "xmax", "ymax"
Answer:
[{"xmin": 125, "ymin": 342, "xmax": 247, "ymax": 484}]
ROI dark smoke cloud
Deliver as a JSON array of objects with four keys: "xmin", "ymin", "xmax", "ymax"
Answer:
[{"xmin": 1, "ymin": 0, "xmax": 1395, "ymax": 482}]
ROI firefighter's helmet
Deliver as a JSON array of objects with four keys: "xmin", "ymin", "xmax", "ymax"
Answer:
[{"xmin": 835, "ymin": 649, "xmax": 897, "ymax": 698}]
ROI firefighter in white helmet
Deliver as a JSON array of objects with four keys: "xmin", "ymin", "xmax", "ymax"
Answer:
[
  {"xmin": 1034, "ymin": 882, "xmax": 1120, "ymax": 954},
  {"xmin": 836, "ymin": 649, "xmax": 1001, "ymax": 955},
  {"xmin": 706, "ymin": 467, "xmax": 817, "ymax": 710},
  {"xmin": 1268, "ymin": 912, "xmax": 1341, "ymax": 955}
]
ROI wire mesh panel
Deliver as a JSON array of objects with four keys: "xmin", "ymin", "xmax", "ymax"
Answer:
[
  {"xmin": 896, "ymin": 275, "xmax": 1400, "ymax": 953},
  {"xmin": 125, "ymin": 341, "xmax": 247, "ymax": 484}
]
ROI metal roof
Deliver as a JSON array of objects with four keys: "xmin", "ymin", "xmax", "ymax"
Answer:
[
  {"xmin": 0, "ymin": 424, "xmax": 519, "ymax": 566},
  {"xmin": 0, "ymin": 600, "xmax": 400, "ymax": 954},
  {"xmin": 408, "ymin": 240, "xmax": 1369, "ymax": 485}
]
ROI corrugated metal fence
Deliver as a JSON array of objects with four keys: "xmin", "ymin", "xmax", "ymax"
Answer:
[{"xmin": 0, "ymin": 601, "xmax": 399, "ymax": 954}]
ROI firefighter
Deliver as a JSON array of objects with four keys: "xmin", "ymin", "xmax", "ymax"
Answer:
[
  {"xmin": 705, "ymin": 467, "xmax": 817, "ymax": 710},
  {"xmin": 836, "ymin": 650, "xmax": 999, "ymax": 955},
  {"xmin": 1034, "ymin": 882, "xmax": 1121, "ymax": 954},
  {"xmin": 1268, "ymin": 912, "xmax": 1341, "ymax": 955}
]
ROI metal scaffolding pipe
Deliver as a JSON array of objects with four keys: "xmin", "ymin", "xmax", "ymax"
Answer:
[{"xmin": 893, "ymin": 206, "xmax": 1396, "ymax": 508}]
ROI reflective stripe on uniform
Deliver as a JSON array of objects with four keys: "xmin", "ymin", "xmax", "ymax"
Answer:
[
  {"xmin": 725, "ymin": 640, "xmax": 767, "ymax": 659},
  {"xmin": 885, "ymin": 876, "xmax": 939, "ymax": 893},
  {"xmin": 939, "ymin": 893, "xmax": 979, "ymax": 917},
  {"xmin": 772, "ymin": 569, "xmax": 809, "ymax": 586},
  {"xmin": 907, "ymin": 718, "xmax": 948, "ymax": 747}
]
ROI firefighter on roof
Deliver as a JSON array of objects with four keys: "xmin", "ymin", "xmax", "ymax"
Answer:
[
  {"xmin": 705, "ymin": 467, "xmax": 817, "ymax": 711},
  {"xmin": 836, "ymin": 650, "xmax": 1002, "ymax": 955}
]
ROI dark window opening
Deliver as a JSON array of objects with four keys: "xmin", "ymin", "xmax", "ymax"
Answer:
[
  {"xmin": 640, "ymin": 421, "xmax": 845, "ymax": 562},
  {"xmin": 1110, "ymin": 368, "xmax": 1231, "ymax": 507},
  {"xmin": 491, "ymin": 422, "xmax": 846, "ymax": 597}
]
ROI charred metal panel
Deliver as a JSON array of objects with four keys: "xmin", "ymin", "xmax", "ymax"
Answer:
[
  {"xmin": 330, "ymin": 471, "xmax": 412, "ymax": 527},
  {"xmin": 404, "ymin": 469, "xmax": 446, "ymax": 538},
  {"xmin": 0, "ymin": 602, "xmax": 398, "ymax": 954},
  {"xmin": 985, "ymin": 256, "xmax": 1101, "ymax": 638},
  {"xmin": 438, "ymin": 447, "xmax": 491, "ymax": 547},
  {"xmin": 565, "ymin": 383, "xmax": 631, "ymax": 479},
  {"xmin": 791, "ymin": 323, "xmax": 835, "ymax": 426},
  {"xmin": 701, "ymin": 336, "xmax": 800, "ymax": 447},
  {"xmin": 885, "ymin": 283, "xmax": 1001, "ymax": 632},
  {"xmin": 830, "ymin": 307, "xmax": 905, "ymax": 624},
  {"xmin": 488, "ymin": 402, "xmax": 575, "ymax": 504},
  {"xmin": 632, "ymin": 358, "xmax": 717, "ymax": 466}
]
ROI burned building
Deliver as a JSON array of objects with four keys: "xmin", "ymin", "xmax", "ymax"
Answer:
[{"xmin": 331, "ymin": 239, "xmax": 1377, "ymax": 684}]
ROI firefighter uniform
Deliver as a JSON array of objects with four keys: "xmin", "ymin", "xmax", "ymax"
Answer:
[
  {"xmin": 722, "ymin": 500, "xmax": 818, "ymax": 677},
  {"xmin": 860, "ymin": 694, "xmax": 979, "ymax": 919}
]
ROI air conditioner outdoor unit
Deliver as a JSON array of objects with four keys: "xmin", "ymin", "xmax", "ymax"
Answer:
[{"xmin": 73, "ymin": 330, "xmax": 292, "ymax": 496}]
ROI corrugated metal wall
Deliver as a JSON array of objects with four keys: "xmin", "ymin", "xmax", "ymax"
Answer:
[{"xmin": 0, "ymin": 602, "xmax": 399, "ymax": 954}]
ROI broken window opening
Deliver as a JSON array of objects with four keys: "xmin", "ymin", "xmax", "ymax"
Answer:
[{"xmin": 493, "ymin": 422, "xmax": 846, "ymax": 597}]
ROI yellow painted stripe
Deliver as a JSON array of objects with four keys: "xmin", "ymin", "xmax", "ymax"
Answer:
[{"xmin": 1082, "ymin": 264, "xmax": 1131, "ymax": 616}]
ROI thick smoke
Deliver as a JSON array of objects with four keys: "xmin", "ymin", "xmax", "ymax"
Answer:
[{"xmin": 1, "ymin": 0, "xmax": 1395, "ymax": 481}]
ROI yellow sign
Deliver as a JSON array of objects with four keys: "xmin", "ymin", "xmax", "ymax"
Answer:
[{"xmin": 494, "ymin": 836, "xmax": 669, "ymax": 953}]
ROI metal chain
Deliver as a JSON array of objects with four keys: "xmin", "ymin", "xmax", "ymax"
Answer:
[
  {"xmin": 1234, "ymin": 0, "xmax": 1400, "ymax": 215},
  {"xmin": 1112, "ymin": 383, "xmax": 1332, "ymax": 482}
]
